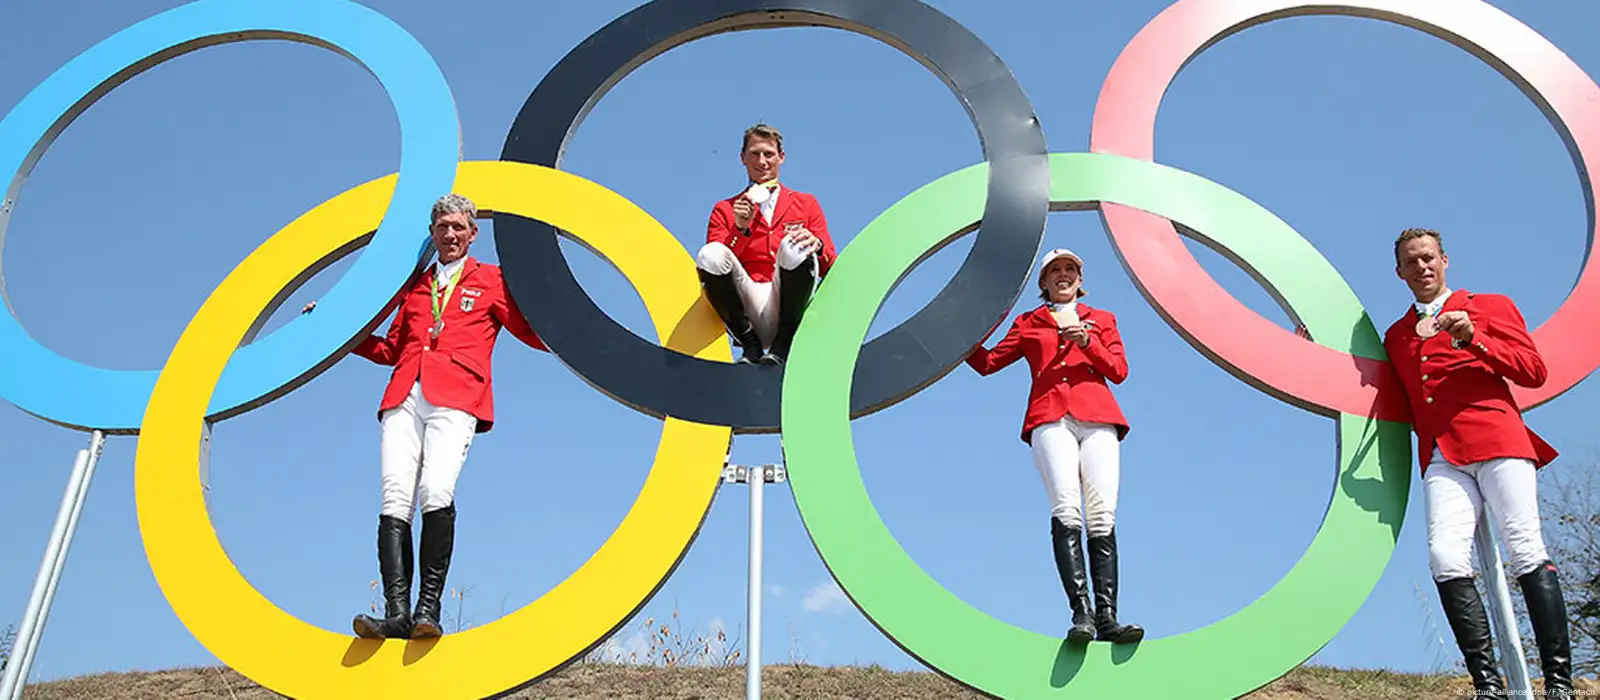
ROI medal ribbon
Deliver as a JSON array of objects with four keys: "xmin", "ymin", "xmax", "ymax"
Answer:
[{"xmin": 430, "ymin": 262, "xmax": 464, "ymax": 334}]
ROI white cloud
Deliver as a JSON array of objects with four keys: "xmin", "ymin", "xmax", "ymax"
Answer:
[
  {"xmin": 593, "ymin": 628, "xmax": 650, "ymax": 663},
  {"xmin": 801, "ymin": 580, "xmax": 849, "ymax": 615},
  {"xmin": 768, "ymin": 584, "xmax": 787, "ymax": 598}
]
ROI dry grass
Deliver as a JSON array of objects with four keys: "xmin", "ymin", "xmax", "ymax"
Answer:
[
  {"xmin": 17, "ymin": 603, "xmax": 1597, "ymax": 698},
  {"xmin": 20, "ymin": 663, "xmax": 1600, "ymax": 699}
]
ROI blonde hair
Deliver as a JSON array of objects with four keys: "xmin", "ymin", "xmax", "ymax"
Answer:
[
  {"xmin": 742, "ymin": 123, "xmax": 783, "ymax": 153},
  {"xmin": 1394, "ymin": 227, "xmax": 1443, "ymax": 261}
]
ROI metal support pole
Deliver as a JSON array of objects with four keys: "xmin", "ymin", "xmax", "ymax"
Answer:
[
  {"xmin": 199, "ymin": 421, "xmax": 213, "ymax": 510},
  {"xmin": 0, "ymin": 430, "xmax": 105, "ymax": 700},
  {"xmin": 1475, "ymin": 508, "xmax": 1532, "ymax": 695},
  {"xmin": 724, "ymin": 462, "xmax": 785, "ymax": 700}
]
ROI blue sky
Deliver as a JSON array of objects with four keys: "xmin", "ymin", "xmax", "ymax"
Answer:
[{"xmin": 1, "ymin": 0, "xmax": 1598, "ymax": 686}]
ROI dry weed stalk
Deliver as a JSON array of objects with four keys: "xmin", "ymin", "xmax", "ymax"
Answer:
[{"xmin": 581, "ymin": 602, "xmax": 745, "ymax": 668}]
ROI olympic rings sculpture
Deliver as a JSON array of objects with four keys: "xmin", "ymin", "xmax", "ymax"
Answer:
[{"xmin": 1, "ymin": 0, "xmax": 1597, "ymax": 698}]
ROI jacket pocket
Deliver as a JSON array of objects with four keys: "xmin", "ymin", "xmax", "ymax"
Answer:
[{"xmin": 450, "ymin": 353, "xmax": 487, "ymax": 381}]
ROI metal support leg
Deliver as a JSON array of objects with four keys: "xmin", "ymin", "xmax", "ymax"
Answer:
[
  {"xmin": 1476, "ymin": 507, "xmax": 1532, "ymax": 696},
  {"xmin": 199, "ymin": 421, "xmax": 213, "ymax": 510},
  {"xmin": 724, "ymin": 463, "xmax": 785, "ymax": 700},
  {"xmin": 0, "ymin": 431, "xmax": 105, "ymax": 700}
]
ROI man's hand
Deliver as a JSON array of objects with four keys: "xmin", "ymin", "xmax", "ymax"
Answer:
[
  {"xmin": 1437, "ymin": 310, "xmax": 1475, "ymax": 343},
  {"xmin": 784, "ymin": 225, "xmax": 821, "ymax": 255},
  {"xmin": 1293, "ymin": 324, "xmax": 1310, "ymax": 340},
  {"xmin": 733, "ymin": 197, "xmax": 755, "ymax": 230}
]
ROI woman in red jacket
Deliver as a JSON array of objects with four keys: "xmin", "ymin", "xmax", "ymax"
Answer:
[{"xmin": 966, "ymin": 248, "xmax": 1142, "ymax": 645}]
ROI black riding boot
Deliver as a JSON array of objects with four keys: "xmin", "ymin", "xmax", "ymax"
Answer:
[
  {"xmin": 353, "ymin": 515, "xmax": 413, "ymax": 639},
  {"xmin": 411, "ymin": 505, "xmax": 456, "ymax": 639},
  {"xmin": 1086, "ymin": 529, "xmax": 1144, "ymax": 643},
  {"xmin": 767, "ymin": 258, "xmax": 816, "ymax": 363},
  {"xmin": 1518, "ymin": 562, "xmax": 1573, "ymax": 700},
  {"xmin": 1437, "ymin": 577, "xmax": 1507, "ymax": 698},
  {"xmin": 698, "ymin": 268, "xmax": 767, "ymax": 364},
  {"xmin": 1050, "ymin": 518, "xmax": 1097, "ymax": 644}
]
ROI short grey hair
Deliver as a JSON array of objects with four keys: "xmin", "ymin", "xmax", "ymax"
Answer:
[{"xmin": 431, "ymin": 193, "xmax": 477, "ymax": 227}]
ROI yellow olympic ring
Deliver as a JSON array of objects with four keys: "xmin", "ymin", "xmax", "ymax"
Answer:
[{"xmin": 134, "ymin": 161, "xmax": 733, "ymax": 698}]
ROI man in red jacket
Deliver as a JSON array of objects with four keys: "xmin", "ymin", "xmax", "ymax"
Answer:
[
  {"xmin": 309, "ymin": 193, "xmax": 547, "ymax": 640},
  {"xmin": 1383, "ymin": 227, "xmax": 1570, "ymax": 699},
  {"xmin": 697, "ymin": 124, "xmax": 837, "ymax": 364}
]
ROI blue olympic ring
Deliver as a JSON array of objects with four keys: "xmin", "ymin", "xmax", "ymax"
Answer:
[{"xmin": 0, "ymin": 0, "xmax": 460, "ymax": 432}]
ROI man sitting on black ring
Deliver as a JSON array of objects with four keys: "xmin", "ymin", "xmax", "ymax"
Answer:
[{"xmin": 696, "ymin": 123, "xmax": 838, "ymax": 364}]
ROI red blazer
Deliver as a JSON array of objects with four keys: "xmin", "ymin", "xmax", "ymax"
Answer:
[
  {"xmin": 1382, "ymin": 289, "xmax": 1557, "ymax": 473},
  {"xmin": 706, "ymin": 185, "xmax": 837, "ymax": 283},
  {"xmin": 966, "ymin": 303, "xmax": 1130, "ymax": 444},
  {"xmin": 354, "ymin": 257, "xmax": 547, "ymax": 433}
]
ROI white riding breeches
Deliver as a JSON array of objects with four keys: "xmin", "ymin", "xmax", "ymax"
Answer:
[
  {"xmin": 1424, "ymin": 448, "xmax": 1550, "ymax": 581},
  {"xmin": 696, "ymin": 240, "xmax": 815, "ymax": 349},
  {"xmin": 379, "ymin": 381, "xmax": 477, "ymax": 522},
  {"xmin": 1030, "ymin": 415, "xmax": 1121, "ymax": 537}
]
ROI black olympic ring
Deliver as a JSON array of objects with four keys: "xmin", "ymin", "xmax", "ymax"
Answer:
[{"xmin": 496, "ymin": 0, "xmax": 1050, "ymax": 433}]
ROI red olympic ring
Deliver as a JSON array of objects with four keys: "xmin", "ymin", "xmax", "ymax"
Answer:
[{"xmin": 1090, "ymin": 0, "xmax": 1600, "ymax": 420}]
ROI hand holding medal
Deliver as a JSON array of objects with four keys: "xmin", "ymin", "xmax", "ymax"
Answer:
[
  {"xmin": 733, "ymin": 180, "xmax": 775, "ymax": 232},
  {"xmin": 1055, "ymin": 311, "xmax": 1093, "ymax": 347},
  {"xmin": 1435, "ymin": 309, "xmax": 1475, "ymax": 345}
]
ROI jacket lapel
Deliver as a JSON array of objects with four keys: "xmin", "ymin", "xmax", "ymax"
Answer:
[
  {"xmin": 770, "ymin": 184, "xmax": 796, "ymax": 228},
  {"xmin": 1400, "ymin": 305, "xmax": 1421, "ymax": 342},
  {"xmin": 455, "ymin": 258, "xmax": 481, "ymax": 315}
]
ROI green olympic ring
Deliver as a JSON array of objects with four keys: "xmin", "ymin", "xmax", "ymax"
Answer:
[{"xmin": 781, "ymin": 152, "xmax": 1412, "ymax": 699}]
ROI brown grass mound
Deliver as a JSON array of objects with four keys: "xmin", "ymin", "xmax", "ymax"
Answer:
[{"xmin": 21, "ymin": 663, "xmax": 1600, "ymax": 698}]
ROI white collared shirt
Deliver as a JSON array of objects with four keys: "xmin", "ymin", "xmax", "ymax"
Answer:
[
  {"xmin": 1414, "ymin": 288, "xmax": 1453, "ymax": 317},
  {"xmin": 436, "ymin": 256, "xmax": 466, "ymax": 284},
  {"xmin": 1050, "ymin": 298, "xmax": 1078, "ymax": 316},
  {"xmin": 759, "ymin": 183, "xmax": 780, "ymax": 225}
]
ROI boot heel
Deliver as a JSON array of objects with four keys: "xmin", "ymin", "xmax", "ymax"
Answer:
[
  {"xmin": 1066, "ymin": 624, "xmax": 1095, "ymax": 645},
  {"xmin": 411, "ymin": 619, "xmax": 442, "ymax": 639}
]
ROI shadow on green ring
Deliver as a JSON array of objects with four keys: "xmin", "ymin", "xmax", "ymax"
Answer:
[{"xmin": 780, "ymin": 152, "xmax": 1412, "ymax": 699}]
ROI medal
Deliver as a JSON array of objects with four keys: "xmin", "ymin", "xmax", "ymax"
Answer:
[
  {"xmin": 745, "ymin": 180, "xmax": 777, "ymax": 206},
  {"xmin": 1416, "ymin": 315, "xmax": 1438, "ymax": 338},
  {"xmin": 431, "ymin": 319, "xmax": 444, "ymax": 339}
]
